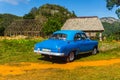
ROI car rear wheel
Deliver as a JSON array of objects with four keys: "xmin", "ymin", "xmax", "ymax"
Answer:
[
  {"xmin": 66, "ymin": 52, "xmax": 75, "ymax": 62},
  {"xmin": 92, "ymin": 47, "xmax": 98, "ymax": 55}
]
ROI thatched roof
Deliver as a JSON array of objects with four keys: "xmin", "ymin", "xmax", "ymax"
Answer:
[
  {"xmin": 61, "ymin": 16, "xmax": 104, "ymax": 32},
  {"xmin": 4, "ymin": 19, "xmax": 43, "ymax": 36}
]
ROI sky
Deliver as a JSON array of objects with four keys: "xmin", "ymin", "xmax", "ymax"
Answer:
[{"xmin": 0, "ymin": 0, "xmax": 118, "ymax": 18}]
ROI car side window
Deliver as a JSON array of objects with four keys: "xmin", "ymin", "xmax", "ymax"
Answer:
[
  {"xmin": 74, "ymin": 33, "xmax": 81, "ymax": 40},
  {"xmin": 80, "ymin": 33, "xmax": 87, "ymax": 40}
]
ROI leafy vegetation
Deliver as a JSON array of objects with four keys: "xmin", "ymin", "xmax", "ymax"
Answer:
[
  {"xmin": 23, "ymin": 13, "xmax": 35, "ymax": 19},
  {"xmin": 40, "ymin": 4, "xmax": 76, "ymax": 36},
  {"xmin": 106, "ymin": 0, "xmax": 120, "ymax": 18},
  {"xmin": 102, "ymin": 22, "xmax": 120, "ymax": 40},
  {"xmin": 42, "ymin": 17, "xmax": 62, "ymax": 35}
]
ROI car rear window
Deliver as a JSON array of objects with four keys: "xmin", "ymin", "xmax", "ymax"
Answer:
[{"xmin": 50, "ymin": 33, "xmax": 67, "ymax": 40}]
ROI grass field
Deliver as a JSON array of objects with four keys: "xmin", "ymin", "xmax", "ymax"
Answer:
[
  {"xmin": 0, "ymin": 38, "xmax": 120, "ymax": 80},
  {"xmin": 0, "ymin": 38, "xmax": 47, "ymax": 64},
  {"xmin": 0, "ymin": 39, "xmax": 120, "ymax": 63}
]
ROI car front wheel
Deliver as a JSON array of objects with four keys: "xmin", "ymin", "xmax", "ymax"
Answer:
[{"xmin": 66, "ymin": 52, "xmax": 75, "ymax": 62}]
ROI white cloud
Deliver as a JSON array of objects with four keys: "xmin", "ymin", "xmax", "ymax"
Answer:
[{"xmin": 0, "ymin": 0, "xmax": 30, "ymax": 5}]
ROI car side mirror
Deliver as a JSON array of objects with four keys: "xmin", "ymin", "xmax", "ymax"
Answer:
[{"xmin": 74, "ymin": 38, "xmax": 81, "ymax": 41}]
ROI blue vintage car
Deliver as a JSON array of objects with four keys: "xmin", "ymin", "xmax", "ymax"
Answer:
[{"xmin": 34, "ymin": 30, "xmax": 99, "ymax": 62}]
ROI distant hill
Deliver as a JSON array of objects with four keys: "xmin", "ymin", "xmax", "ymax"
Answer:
[
  {"xmin": 100, "ymin": 17, "xmax": 120, "ymax": 24},
  {"xmin": 23, "ymin": 4, "xmax": 76, "ymax": 21},
  {"xmin": 0, "ymin": 14, "xmax": 21, "ymax": 27},
  {"xmin": 23, "ymin": 4, "xmax": 76, "ymax": 36}
]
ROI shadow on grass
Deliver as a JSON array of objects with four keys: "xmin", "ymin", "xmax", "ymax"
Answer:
[
  {"xmin": 38, "ymin": 53, "xmax": 92, "ymax": 64},
  {"xmin": 75, "ymin": 53, "xmax": 92, "ymax": 60},
  {"xmin": 38, "ymin": 56, "xmax": 66, "ymax": 64}
]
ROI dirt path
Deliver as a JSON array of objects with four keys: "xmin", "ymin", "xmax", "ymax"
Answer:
[{"xmin": 0, "ymin": 59, "xmax": 120, "ymax": 76}]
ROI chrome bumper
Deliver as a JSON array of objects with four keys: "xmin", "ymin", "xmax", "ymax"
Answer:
[{"xmin": 34, "ymin": 50, "xmax": 64, "ymax": 56}]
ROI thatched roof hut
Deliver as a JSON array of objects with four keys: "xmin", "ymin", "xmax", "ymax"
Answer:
[
  {"xmin": 61, "ymin": 16, "xmax": 104, "ymax": 41},
  {"xmin": 4, "ymin": 19, "xmax": 43, "ymax": 37}
]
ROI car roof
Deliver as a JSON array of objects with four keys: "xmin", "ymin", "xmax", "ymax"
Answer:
[{"xmin": 53, "ymin": 30, "xmax": 84, "ymax": 40}]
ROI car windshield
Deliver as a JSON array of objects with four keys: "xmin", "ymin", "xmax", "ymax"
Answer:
[{"xmin": 50, "ymin": 33, "xmax": 67, "ymax": 40}]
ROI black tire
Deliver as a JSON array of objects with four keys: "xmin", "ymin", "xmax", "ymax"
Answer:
[
  {"xmin": 66, "ymin": 52, "xmax": 75, "ymax": 62},
  {"xmin": 92, "ymin": 47, "xmax": 98, "ymax": 55},
  {"xmin": 42, "ymin": 55, "xmax": 49, "ymax": 59}
]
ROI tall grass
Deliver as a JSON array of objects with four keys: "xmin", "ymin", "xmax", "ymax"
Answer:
[{"xmin": 0, "ymin": 39, "xmax": 44, "ymax": 64}]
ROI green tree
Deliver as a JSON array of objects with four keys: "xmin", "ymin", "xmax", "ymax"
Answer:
[
  {"xmin": 0, "ymin": 27, "xmax": 5, "ymax": 36},
  {"xmin": 38, "ymin": 4, "xmax": 76, "ymax": 36},
  {"xmin": 42, "ymin": 17, "xmax": 62, "ymax": 36},
  {"xmin": 102, "ymin": 22, "xmax": 120, "ymax": 40},
  {"xmin": 23, "ymin": 13, "xmax": 35, "ymax": 19},
  {"xmin": 30, "ymin": 7, "xmax": 38, "ymax": 16},
  {"xmin": 106, "ymin": 0, "xmax": 120, "ymax": 18},
  {"xmin": 23, "ymin": 7, "xmax": 38, "ymax": 19}
]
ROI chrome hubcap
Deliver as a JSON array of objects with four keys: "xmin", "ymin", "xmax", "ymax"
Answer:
[
  {"xmin": 69, "ymin": 52, "xmax": 74, "ymax": 61},
  {"xmin": 93, "ymin": 48, "xmax": 97, "ymax": 54}
]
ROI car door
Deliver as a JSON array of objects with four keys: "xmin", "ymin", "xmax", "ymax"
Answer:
[
  {"xmin": 75, "ymin": 33, "xmax": 93, "ymax": 52},
  {"xmin": 80, "ymin": 33, "xmax": 91, "ymax": 52},
  {"xmin": 74, "ymin": 33, "xmax": 86, "ymax": 53}
]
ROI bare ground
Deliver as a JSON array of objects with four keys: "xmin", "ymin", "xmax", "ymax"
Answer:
[{"xmin": 0, "ymin": 58, "xmax": 120, "ymax": 76}]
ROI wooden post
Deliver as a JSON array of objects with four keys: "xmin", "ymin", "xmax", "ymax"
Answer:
[{"xmin": 99, "ymin": 32, "xmax": 102, "ymax": 41}]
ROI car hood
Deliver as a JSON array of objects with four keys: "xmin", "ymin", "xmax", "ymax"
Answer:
[{"xmin": 35, "ymin": 39, "xmax": 67, "ymax": 50}]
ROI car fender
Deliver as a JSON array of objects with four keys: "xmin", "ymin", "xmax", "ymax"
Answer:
[{"xmin": 62, "ymin": 44, "xmax": 80, "ymax": 56}]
